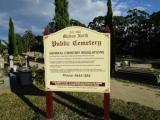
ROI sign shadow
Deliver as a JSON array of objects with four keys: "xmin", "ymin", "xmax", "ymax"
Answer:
[
  {"xmin": 55, "ymin": 92, "xmax": 128, "ymax": 120},
  {"xmin": 11, "ymin": 84, "xmax": 46, "ymax": 118}
]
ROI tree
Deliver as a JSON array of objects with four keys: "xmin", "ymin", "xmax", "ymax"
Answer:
[
  {"xmin": 54, "ymin": 0, "xmax": 70, "ymax": 31},
  {"xmin": 15, "ymin": 34, "xmax": 23, "ymax": 54},
  {"xmin": 113, "ymin": 16, "xmax": 129, "ymax": 55},
  {"xmin": 149, "ymin": 11, "xmax": 160, "ymax": 58},
  {"xmin": 105, "ymin": 0, "xmax": 115, "ymax": 75},
  {"xmin": 22, "ymin": 30, "xmax": 35, "ymax": 52},
  {"xmin": 126, "ymin": 9, "xmax": 150, "ymax": 57},
  {"xmin": 105, "ymin": 0, "xmax": 113, "ymax": 30},
  {"xmin": 151, "ymin": 11, "xmax": 160, "ymax": 25},
  {"xmin": 88, "ymin": 16, "xmax": 105, "ymax": 32},
  {"xmin": 70, "ymin": 19, "xmax": 86, "ymax": 27},
  {"xmin": 47, "ymin": 21, "xmax": 56, "ymax": 33},
  {"xmin": 35, "ymin": 35, "xmax": 43, "ymax": 53},
  {"xmin": 8, "ymin": 17, "xmax": 18, "ymax": 55}
]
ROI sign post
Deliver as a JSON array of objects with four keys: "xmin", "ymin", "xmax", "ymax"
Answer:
[
  {"xmin": 46, "ymin": 91, "xmax": 53, "ymax": 119},
  {"xmin": 43, "ymin": 27, "xmax": 53, "ymax": 120},
  {"xmin": 43, "ymin": 26, "xmax": 110, "ymax": 119},
  {"xmin": 104, "ymin": 25, "xmax": 110, "ymax": 120}
]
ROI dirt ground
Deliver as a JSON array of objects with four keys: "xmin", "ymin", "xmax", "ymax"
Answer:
[{"xmin": 111, "ymin": 78, "xmax": 160, "ymax": 110}]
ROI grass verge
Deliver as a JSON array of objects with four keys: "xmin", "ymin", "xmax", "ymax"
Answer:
[{"xmin": 0, "ymin": 87, "xmax": 160, "ymax": 120}]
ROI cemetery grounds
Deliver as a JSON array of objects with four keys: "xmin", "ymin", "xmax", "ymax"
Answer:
[{"xmin": 0, "ymin": 53, "xmax": 160, "ymax": 120}]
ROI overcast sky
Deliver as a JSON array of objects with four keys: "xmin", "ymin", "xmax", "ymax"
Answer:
[{"xmin": 0, "ymin": 0, "xmax": 160, "ymax": 40}]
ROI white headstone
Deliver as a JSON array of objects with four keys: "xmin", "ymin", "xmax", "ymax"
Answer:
[
  {"xmin": 9, "ymin": 55, "xmax": 14, "ymax": 68},
  {"xmin": 25, "ymin": 55, "xmax": 28, "ymax": 68},
  {"xmin": 0, "ymin": 56, "xmax": 4, "ymax": 69},
  {"xmin": 13, "ymin": 65, "xmax": 17, "ymax": 72}
]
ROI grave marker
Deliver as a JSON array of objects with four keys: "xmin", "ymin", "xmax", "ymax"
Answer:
[
  {"xmin": 9, "ymin": 55, "xmax": 14, "ymax": 69},
  {"xmin": 0, "ymin": 56, "xmax": 4, "ymax": 69}
]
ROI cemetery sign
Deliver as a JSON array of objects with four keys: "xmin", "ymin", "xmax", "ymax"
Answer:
[{"xmin": 44, "ymin": 26, "xmax": 110, "ymax": 93}]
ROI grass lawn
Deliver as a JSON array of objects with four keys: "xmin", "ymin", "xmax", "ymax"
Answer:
[{"xmin": 0, "ymin": 85, "xmax": 160, "ymax": 120}]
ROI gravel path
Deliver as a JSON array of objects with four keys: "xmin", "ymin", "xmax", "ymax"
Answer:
[{"xmin": 111, "ymin": 78, "xmax": 160, "ymax": 110}]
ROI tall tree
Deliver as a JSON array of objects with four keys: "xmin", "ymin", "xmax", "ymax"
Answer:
[
  {"xmin": 35, "ymin": 35, "xmax": 44, "ymax": 53},
  {"xmin": 8, "ymin": 17, "xmax": 18, "ymax": 55},
  {"xmin": 113, "ymin": 16, "xmax": 129, "ymax": 55},
  {"xmin": 88, "ymin": 16, "xmax": 105, "ymax": 32},
  {"xmin": 23, "ymin": 30, "xmax": 35, "ymax": 52},
  {"xmin": 105, "ymin": 0, "xmax": 115, "ymax": 75},
  {"xmin": 126, "ymin": 9, "xmax": 150, "ymax": 57},
  {"xmin": 15, "ymin": 34, "xmax": 23, "ymax": 54},
  {"xmin": 47, "ymin": 21, "xmax": 56, "ymax": 33},
  {"xmin": 54, "ymin": 0, "xmax": 70, "ymax": 31},
  {"xmin": 151, "ymin": 11, "xmax": 160, "ymax": 25}
]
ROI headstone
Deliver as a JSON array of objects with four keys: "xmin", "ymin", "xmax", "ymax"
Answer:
[
  {"xmin": 3, "ymin": 49, "xmax": 9, "ymax": 64},
  {"xmin": 0, "ymin": 56, "xmax": 4, "ymax": 69},
  {"xmin": 9, "ymin": 55, "xmax": 14, "ymax": 69},
  {"xmin": 124, "ymin": 60, "xmax": 130, "ymax": 66},
  {"xmin": 0, "ymin": 76, "xmax": 10, "ymax": 95},
  {"xmin": 25, "ymin": 55, "xmax": 29, "ymax": 68},
  {"xmin": 13, "ymin": 65, "xmax": 18, "ymax": 72},
  {"xmin": 18, "ymin": 67, "xmax": 32, "ymax": 86},
  {"xmin": 0, "ymin": 56, "xmax": 10, "ymax": 94},
  {"xmin": 115, "ymin": 62, "xmax": 121, "ymax": 71}
]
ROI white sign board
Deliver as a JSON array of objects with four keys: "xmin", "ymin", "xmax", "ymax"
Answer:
[{"xmin": 44, "ymin": 26, "xmax": 110, "ymax": 93}]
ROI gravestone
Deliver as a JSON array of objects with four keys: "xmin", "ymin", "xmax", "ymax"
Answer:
[
  {"xmin": 16, "ymin": 56, "xmax": 32, "ymax": 86},
  {"xmin": 0, "ymin": 56, "xmax": 4, "ymax": 69},
  {"xmin": 0, "ymin": 56, "xmax": 5, "ymax": 79},
  {"xmin": 0, "ymin": 56, "xmax": 10, "ymax": 95},
  {"xmin": 3, "ymin": 49, "xmax": 9, "ymax": 64},
  {"xmin": 0, "ymin": 76, "xmax": 10, "ymax": 95},
  {"xmin": 25, "ymin": 55, "xmax": 29, "ymax": 68},
  {"xmin": 9, "ymin": 55, "xmax": 14, "ymax": 69}
]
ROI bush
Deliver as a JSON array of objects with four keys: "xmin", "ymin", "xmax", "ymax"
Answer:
[{"xmin": 31, "ymin": 66, "xmax": 45, "ymax": 86}]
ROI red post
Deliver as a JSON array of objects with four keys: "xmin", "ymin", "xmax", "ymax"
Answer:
[
  {"xmin": 104, "ymin": 25, "xmax": 110, "ymax": 120},
  {"xmin": 44, "ymin": 27, "xmax": 53, "ymax": 120},
  {"xmin": 46, "ymin": 91, "xmax": 53, "ymax": 119},
  {"xmin": 104, "ymin": 93, "xmax": 110, "ymax": 120}
]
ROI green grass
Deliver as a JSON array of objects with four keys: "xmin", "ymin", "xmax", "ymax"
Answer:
[
  {"xmin": 0, "ymin": 86, "xmax": 160, "ymax": 120},
  {"xmin": 110, "ymin": 99, "xmax": 160, "ymax": 120}
]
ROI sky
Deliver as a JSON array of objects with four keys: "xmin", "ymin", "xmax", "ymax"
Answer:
[{"xmin": 0, "ymin": 0, "xmax": 160, "ymax": 40}]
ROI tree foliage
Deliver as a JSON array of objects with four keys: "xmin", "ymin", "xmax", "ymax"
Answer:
[
  {"xmin": 70, "ymin": 19, "xmax": 86, "ymax": 27},
  {"xmin": 106, "ymin": 0, "xmax": 115, "ymax": 74},
  {"xmin": 89, "ymin": 8, "xmax": 160, "ymax": 58},
  {"xmin": 105, "ymin": 0, "xmax": 113, "ymax": 31},
  {"xmin": 15, "ymin": 34, "xmax": 23, "ymax": 54},
  {"xmin": 88, "ymin": 16, "xmax": 105, "ymax": 32},
  {"xmin": 54, "ymin": 0, "xmax": 70, "ymax": 31},
  {"xmin": 47, "ymin": 21, "xmax": 56, "ymax": 33},
  {"xmin": 34, "ymin": 35, "xmax": 43, "ymax": 53},
  {"xmin": 8, "ymin": 17, "xmax": 18, "ymax": 55},
  {"xmin": 151, "ymin": 11, "xmax": 160, "ymax": 25},
  {"xmin": 22, "ymin": 30, "xmax": 35, "ymax": 52}
]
